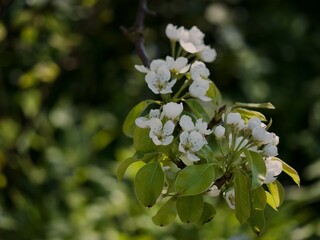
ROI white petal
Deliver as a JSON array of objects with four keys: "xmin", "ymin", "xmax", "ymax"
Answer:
[
  {"xmin": 157, "ymin": 67, "xmax": 171, "ymax": 82},
  {"xmin": 214, "ymin": 125, "xmax": 225, "ymax": 138},
  {"xmin": 163, "ymin": 102, "xmax": 183, "ymax": 120},
  {"xmin": 252, "ymin": 126, "xmax": 268, "ymax": 142},
  {"xmin": 135, "ymin": 117, "xmax": 149, "ymax": 128},
  {"xmin": 152, "ymin": 136, "xmax": 162, "ymax": 146},
  {"xmin": 226, "ymin": 112, "xmax": 242, "ymax": 125},
  {"xmin": 162, "ymin": 135, "xmax": 174, "ymax": 145},
  {"xmin": 149, "ymin": 109, "xmax": 160, "ymax": 118},
  {"xmin": 179, "ymin": 115, "xmax": 195, "ymax": 131},
  {"xmin": 179, "ymin": 41, "xmax": 198, "ymax": 54},
  {"xmin": 199, "ymin": 46, "xmax": 217, "ymax": 63},
  {"xmin": 163, "ymin": 120, "xmax": 175, "ymax": 135},
  {"xmin": 145, "ymin": 71, "xmax": 160, "ymax": 94},
  {"xmin": 134, "ymin": 65, "xmax": 150, "ymax": 73},
  {"xmin": 179, "ymin": 131, "xmax": 189, "ymax": 144},
  {"xmin": 150, "ymin": 59, "xmax": 167, "ymax": 72},
  {"xmin": 248, "ymin": 117, "xmax": 262, "ymax": 130},
  {"xmin": 225, "ymin": 189, "xmax": 236, "ymax": 210},
  {"xmin": 207, "ymin": 185, "xmax": 220, "ymax": 197},
  {"xmin": 149, "ymin": 118, "xmax": 162, "ymax": 134},
  {"xmin": 186, "ymin": 151, "xmax": 200, "ymax": 161},
  {"xmin": 179, "ymin": 142, "xmax": 186, "ymax": 153},
  {"xmin": 189, "ymin": 131, "xmax": 205, "ymax": 151},
  {"xmin": 199, "ymin": 95, "xmax": 212, "ymax": 102},
  {"xmin": 264, "ymin": 144, "xmax": 278, "ymax": 157}
]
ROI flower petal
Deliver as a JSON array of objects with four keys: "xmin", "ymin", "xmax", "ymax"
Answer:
[{"xmin": 179, "ymin": 115, "xmax": 195, "ymax": 131}]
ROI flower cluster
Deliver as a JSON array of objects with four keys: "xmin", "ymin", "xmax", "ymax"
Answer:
[{"xmin": 120, "ymin": 23, "xmax": 299, "ymax": 231}]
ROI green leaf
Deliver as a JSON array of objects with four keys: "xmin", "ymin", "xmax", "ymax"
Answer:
[
  {"xmin": 175, "ymin": 164, "xmax": 215, "ymax": 196},
  {"xmin": 123, "ymin": 100, "xmax": 154, "ymax": 138},
  {"xmin": 234, "ymin": 170, "xmax": 251, "ymax": 224},
  {"xmin": 267, "ymin": 180, "xmax": 284, "ymax": 208},
  {"xmin": 243, "ymin": 149, "xmax": 266, "ymax": 189},
  {"xmin": 152, "ymin": 197, "xmax": 177, "ymax": 226},
  {"xmin": 134, "ymin": 161, "xmax": 164, "ymax": 208},
  {"xmin": 277, "ymin": 158, "xmax": 300, "ymax": 186},
  {"xmin": 133, "ymin": 127, "xmax": 155, "ymax": 152},
  {"xmin": 265, "ymin": 191, "xmax": 278, "ymax": 211},
  {"xmin": 234, "ymin": 108, "xmax": 266, "ymax": 122},
  {"xmin": 197, "ymin": 202, "xmax": 216, "ymax": 225},
  {"xmin": 197, "ymin": 144, "xmax": 215, "ymax": 164},
  {"xmin": 233, "ymin": 102, "xmax": 275, "ymax": 110},
  {"xmin": 207, "ymin": 82, "xmax": 222, "ymax": 106},
  {"xmin": 249, "ymin": 209, "xmax": 265, "ymax": 236},
  {"xmin": 251, "ymin": 186, "xmax": 266, "ymax": 210},
  {"xmin": 176, "ymin": 195, "xmax": 203, "ymax": 223},
  {"xmin": 185, "ymin": 99, "xmax": 210, "ymax": 122},
  {"xmin": 117, "ymin": 152, "xmax": 159, "ymax": 181}
]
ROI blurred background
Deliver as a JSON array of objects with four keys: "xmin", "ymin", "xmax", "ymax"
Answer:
[{"xmin": 0, "ymin": 0, "xmax": 319, "ymax": 239}]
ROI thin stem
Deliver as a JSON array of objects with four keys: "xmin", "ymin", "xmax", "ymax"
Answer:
[{"xmin": 172, "ymin": 79, "xmax": 190, "ymax": 100}]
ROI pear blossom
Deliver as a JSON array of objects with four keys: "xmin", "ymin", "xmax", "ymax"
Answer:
[
  {"xmin": 179, "ymin": 115, "xmax": 211, "ymax": 138},
  {"xmin": 178, "ymin": 130, "xmax": 206, "ymax": 161},
  {"xmin": 179, "ymin": 115, "xmax": 195, "ymax": 132},
  {"xmin": 189, "ymin": 79, "xmax": 211, "ymax": 101},
  {"xmin": 135, "ymin": 109, "xmax": 161, "ymax": 128},
  {"xmin": 190, "ymin": 61, "xmax": 210, "ymax": 81},
  {"xmin": 226, "ymin": 112, "xmax": 242, "ymax": 125},
  {"xmin": 179, "ymin": 26, "xmax": 205, "ymax": 53},
  {"xmin": 248, "ymin": 117, "xmax": 262, "ymax": 130},
  {"xmin": 264, "ymin": 158, "xmax": 283, "ymax": 184},
  {"xmin": 165, "ymin": 56, "xmax": 190, "ymax": 74},
  {"xmin": 225, "ymin": 188, "xmax": 236, "ymax": 210},
  {"xmin": 252, "ymin": 126, "xmax": 273, "ymax": 144},
  {"xmin": 165, "ymin": 23, "xmax": 183, "ymax": 41},
  {"xmin": 264, "ymin": 144, "xmax": 278, "ymax": 157},
  {"xmin": 195, "ymin": 118, "xmax": 212, "ymax": 136},
  {"xmin": 145, "ymin": 66, "xmax": 177, "ymax": 94},
  {"xmin": 199, "ymin": 46, "xmax": 217, "ymax": 63},
  {"xmin": 149, "ymin": 118, "xmax": 175, "ymax": 146},
  {"xmin": 162, "ymin": 102, "xmax": 183, "ymax": 120},
  {"xmin": 214, "ymin": 125, "xmax": 225, "ymax": 139},
  {"xmin": 134, "ymin": 64, "xmax": 149, "ymax": 73},
  {"xmin": 135, "ymin": 59, "xmax": 167, "ymax": 74},
  {"xmin": 207, "ymin": 184, "xmax": 221, "ymax": 197}
]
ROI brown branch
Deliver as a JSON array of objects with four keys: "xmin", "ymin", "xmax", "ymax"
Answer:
[
  {"xmin": 214, "ymin": 172, "xmax": 233, "ymax": 189},
  {"xmin": 121, "ymin": 0, "xmax": 156, "ymax": 68}
]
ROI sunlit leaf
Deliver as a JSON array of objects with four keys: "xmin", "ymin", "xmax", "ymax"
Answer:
[
  {"xmin": 197, "ymin": 202, "xmax": 216, "ymax": 225},
  {"xmin": 117, "ymin": 152, "xmax": 159, "ymax": 181},
  {"xmin": 175, "ymin": 164, "xmax": 215, "ymax": 196},
  {"xmin": 265, "ymin": 191, "xmax": 278, "ymax": 211},
  {"xmin": 123, "ymin": 100, "xmax": 155, "ymax": 138},
  {"xmin": 267, "ymin": 180, "xmax": 284, "ymax": 207},
  {"xmin": 234, "ymin": 108, "xmax": 266, "ymax": 122},
  {"xmin": 152, "ymin": 197, "xmax": 177, "ymax": 226},
  {"xmin": 277, "ymin": 158, "xmax": 300, "ymax": 186},
  {"xmin": 207, "ymin": 82, "xmax": 222, "ymax": 106},
  {"xmin": 134, "ymin": 161, "xmax": 164, "ymax": 208},
  {"xmin": 251, "ymin": 186, "xmax": 266, "ymax": 210},
  {"xmin": 176, "ymin": 194, "xmax": 203, "ymax": 223},
  {"xmin": 185, "ymin": 99, "xmax": 210, "ymax": 122},
  {"xmin": 249, "ymin": 209, "xmax": 265, "ymax": 236},
  {"xmin": 233, "ymin": 102, "xmax": 275, "ymax": 109},
  {"xmin": 243, "ymin": 149, "xmax": 266, "ymax": 189},
  {"xmin": 234, "ymin": 170, "xmax": 251, "ymax": 224}
]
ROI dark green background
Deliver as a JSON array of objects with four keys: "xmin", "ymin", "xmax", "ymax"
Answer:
[{"xmin": 0, "ymin": 0, "xmax": 319, "ymax": 239}]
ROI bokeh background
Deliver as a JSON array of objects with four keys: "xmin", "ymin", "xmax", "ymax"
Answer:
[{"xmin": 0, "ymin": 0, "xmax": 319, "ymax": 239}]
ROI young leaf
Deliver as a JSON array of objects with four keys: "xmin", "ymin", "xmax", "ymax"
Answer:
[
  {"xmin": 243, "ymin": 149, "xmax": 266, "ymax": 189},
  {"xmin": 197, "ymin": 144, "xmax": 215, "ymax": 164},
  {"xmin": 207, "ymin": 82, "xmax": 222, "ymax": 106},
  {"xmin": 197, "ymin": 202, "xmax": 216, "ymax": 225},
  {"xmin": 175, "ymin": 164, "xmax": 215, "ymax": 196},
  {"xmin": 249, "ymin": 209, "xmax": 265, "ymax": 236},
  {"xmin": 176, "ymin": 195, "xmax": 203, "ymax": 224},
  {"xmin": 133, "ymin": 127, "xmax": 155, "ymax": 152},
  {"xmin": 265, "ymin": 191, "xmax": 278, "ymax": 211},
  {"xmin": 277, "ymin": 158, "xmax": 300, "ymax": 186},
  {"xmin": 152, "ymin": 197, "xmax": 177, "ymax": 226},
  {"xmin": 251, "ymin": 186, "xmax": 266, "ymax": 210},
  {"xmin": 134, "ymin": 161, "xmax": 164, "ymax": 208},
  {"xmin": 267, "ymin": 180, "xmax": 284, "ymax": 208},
  {"xmin": 185, "ymin": 99, "xmax": 210, "ymax": 122},
  {"xmin": 233, "ymin": 102, "xmax": 275, "ymax": 110},
  {"xmin": 234, "ymin": 108, "xmax": 267, "ymax": 122},
  {"xmin": 117, "ymin": 152, "xmax": 159, "ymax": 181},
  {"xmin": 234, "ymin": 170, "xmax": 251, "ymax": 224},
  {"xmin": 123, "ymin": 100, "xmax": 154, "ymax": 137}
]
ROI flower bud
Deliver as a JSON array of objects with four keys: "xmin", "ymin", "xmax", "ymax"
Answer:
[{"xmin": 214, "ymin": 125, "xmax": 225, "ymax": 139}]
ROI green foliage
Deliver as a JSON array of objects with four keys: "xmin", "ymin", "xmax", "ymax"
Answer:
[
  {"xmin": 244, "ymin": 149, "xmax": 266, "ymax": 189},
  {"xmin": 176, "ymin": 195, "xmax": 204, "ymax": 223},
  {"xmin": 152, "ymin": 197, "xmax": 177, "ymax": 226},
  {"xmin": 234, "ymin": 170, "xmax": 251, "ymax": 224}
]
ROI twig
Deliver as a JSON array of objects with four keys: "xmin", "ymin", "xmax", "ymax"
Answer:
[{"xmin": 121, "ymin": 0, "xmax": 156, "ymax": 68}]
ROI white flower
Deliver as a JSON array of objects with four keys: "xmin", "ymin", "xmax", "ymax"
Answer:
[
  {"xmin": 226, "ymin": 112, "xmax": 242, "ymax": 125},
  {"xmin": 270, "ymin": 133, "xmax": 280, "ymax": 145},
  {"xmin": 162, "ymin": 102, "xmax": 183, "ymax": 120},
  {"xmin": 135, "ymin": 109, "xmax": 161, "ymax": 128},
  {"xmin": 252, "ymin": 126, "xmax": 273, "ymax": 144},
  {"xmin": 264, "ymin": 144, "xmax": 278, "ymax": 157},
  {"xmin": 207, "ymin": 184, "xmax": 220, "ymax": 197},
  {"xmin": 264, "ymin": 158, "xmax": 283, "ymax": 184},
  {"xmin": 248, "ymin": 117, "xmax": 262, "ymax": 130},
  {"xmin": 179, "ymin": 131, "xmax": 206, "ymax": 161},
  {"xmin": 179, "ymin": 26, "xmax": 205, "ymax": 53},
  {"xmin": 214, "ymin": 125, "xmax": 225, "ymax": 138},
  {"xmin": 165, "ymin": 24, "xmax": 183, "ymax": 41},
  {"xmin": 195, "ymin": 118, "xmax": 212, "ymax": 136},
  {"xmin": 135, "ymin": 59, "xmax": 167, "ymax": 74},
  {"xmin": 225, "ymin": 188, "xmax": 235, "ymax": 210},
  {"xmin": 199, "ymin": 46, "xmax": 217, "ymax": 63},
  {"xmin": 179, "ymin": 115, "xmax": 211, "ymax": 141},
  {"xmin": 190, "ymin": 61, "xmax": 210, "ymax": 81},
  {"xmin": 165, "ymin": 56, "xmax": 190, "ymax": 74},
  {"xmin": 189, "ymin": 79, "xmax": 211, "ymax": 101},
  {"xmin": 134, "ymin": 64, "xmax": 149, "ymax": 73},
  {"xmin": 179, "ymin": 115, "xmax": 195, "ymax": 131},
  {"xmin": 149, "ymin": 119, "xmax": 175, "ymax": 146},
  {"xmin": 145, "ymin": 66, "xmax": 177, "ymax": 94}
]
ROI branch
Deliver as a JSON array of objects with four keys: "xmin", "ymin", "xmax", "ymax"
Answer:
[{"xmin": 121, "ymin": 0, "xmax": 156, "ymax": 68}]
